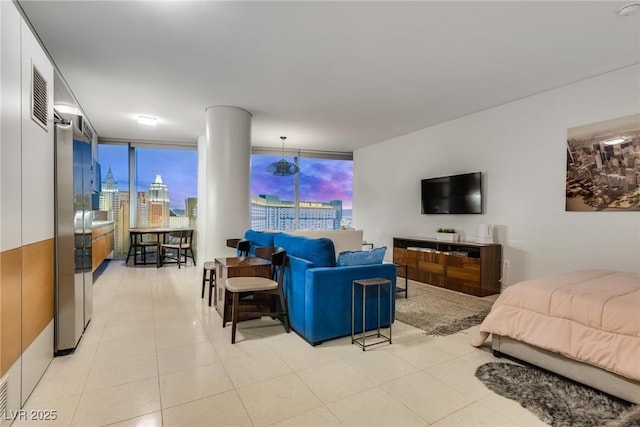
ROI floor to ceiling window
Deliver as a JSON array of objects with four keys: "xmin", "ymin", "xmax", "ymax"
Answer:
[
  {"xmin": 134, "ymin": 147, "xmax": 198, "ymax": 230},
  {"xmin": 297, "ymin": 157, "xmax": 353, "ymax": 230},
  {"xmin": 98, "ymin": 142, "xmax": 348, "ymax": 257},
  {"xmin": 97, "ymin": 143, "xmax": 198, "ymax": 258},
  {"xmin": 250, "ymin": 152, "xmax": 353, "ymax": 231},
  {"xmin": 95, "ymin": 144, "xmax": 129, "ymax": 258},
  {"xmin": 250, "ymin": 154, "xmax": 296, "ymax": 231}
]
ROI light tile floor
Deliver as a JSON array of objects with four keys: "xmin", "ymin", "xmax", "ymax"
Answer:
[{"xmin": 17, "ymin": 261, "xmax": 548, "ymax": 427}]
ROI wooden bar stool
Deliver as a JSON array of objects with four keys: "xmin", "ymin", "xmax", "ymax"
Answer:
[
  {"xmin": 201, "ymin": 239, "xmax": 251, "ymax": 306},
  {"xmin": 202, "ymin": 261, "xmax": 216, "ymax": 306}
]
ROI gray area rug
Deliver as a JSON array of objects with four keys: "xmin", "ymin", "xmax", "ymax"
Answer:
[
  {"xmin": 475, "ymin": 362, "xmax": 640, "ymax": 427},
  {"xmin": 394, "ymin": 281, "xmax": 493, "ymax": 335}
]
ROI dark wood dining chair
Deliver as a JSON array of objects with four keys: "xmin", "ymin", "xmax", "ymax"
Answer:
[
  {"xmin": 226, "ymin": 238, "xmax": 241, "ymax": 249},
  {"xmin": 224, "ymin": 248, "xmax": 290, "ymax": 343},
  {"xmin": 126, "ymin": 232, "xmax": 158, "ymax": 265},
  {"xmin": 237, "ymin": 239, "xmax": 250, "ymax": 256},
  {"xmin": 161, "ymin": 229, "xmax": 195, "ymax": 268}
]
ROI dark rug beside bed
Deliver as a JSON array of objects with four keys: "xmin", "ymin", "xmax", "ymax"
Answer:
[
  {"xmin": 394, "ymin": 281, "xmax": 493, "ymax": 336},
  {"xmin": 475, "ymin": 362, "xmax": 640, "ymax": 427}
]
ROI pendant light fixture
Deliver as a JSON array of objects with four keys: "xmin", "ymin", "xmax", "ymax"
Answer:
[{"xmin": 266, "ymin": 136, "xmax": 300, "ymax": 176}]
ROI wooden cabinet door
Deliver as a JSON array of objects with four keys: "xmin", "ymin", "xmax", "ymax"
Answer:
[
  {"xmin": 446, "ymin": 256, "xmax": 481, "ymax": 295},
  {"xmin": 417, "ymin": 251, "xmax": 446, "ymax": 286}
]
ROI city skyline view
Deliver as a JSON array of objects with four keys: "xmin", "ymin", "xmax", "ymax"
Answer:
[
  {"xmin": 97, "ymin": 145, "xmax": 354, "ymax": 256},
  {"xmin": 97, "ymin": 146, "xmax": 198, "ymax": 211},
  {"xmin": 98, "ymin": 145, "xmax": 353, "ymax": 210}
]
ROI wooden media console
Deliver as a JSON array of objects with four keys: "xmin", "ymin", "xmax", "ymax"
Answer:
[{"xmin": 393, "ymin": 237, "xmax": 502, "ymax": 296}]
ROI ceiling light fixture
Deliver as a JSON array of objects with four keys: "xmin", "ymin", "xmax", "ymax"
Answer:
[
  {"xmin": 603, "ymin": 137, "xmax": 626, "ymax": 145},
  {"xmin": 617, "ymin": 3, "xmax": 640, "ymax": 16},
  {"xmin": 138, "ymin": 115, "xmax": 157, "ymax": 126},
  {"xmin": 266, "ymin": 136, "xmax": 300, "ymax": 176}
]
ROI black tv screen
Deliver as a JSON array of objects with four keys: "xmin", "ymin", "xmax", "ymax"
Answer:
[{"xmin": 421, "ymin": 172, "xmax": 482, "ymax": 214}]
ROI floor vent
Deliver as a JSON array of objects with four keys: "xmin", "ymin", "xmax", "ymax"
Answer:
[
  {"xmin": 31, "ymin": 63, "xmax": 49, "ymax": 131},
  {"xmin": 0, "ymin": 374, "xmax": 8, "ymax": 426}
]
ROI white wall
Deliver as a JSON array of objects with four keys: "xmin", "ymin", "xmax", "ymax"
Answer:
[
  {"xmin": 1, "ymin": 1, "xmax": 24, "ymax": 417},
  {"xmin": 1, "ymin": 1, "xmax": 22, "ymax": 252},
  {"xmin": 0, "ymin": 0, "xmax": 2, "ymax": 248},
  {"xmin": 21, "ymin": 13, "xmax": 55, "ymax": 246},
  {"xmin": 354, "ymin": 65, "xmax": 640, "ymax": 286}
]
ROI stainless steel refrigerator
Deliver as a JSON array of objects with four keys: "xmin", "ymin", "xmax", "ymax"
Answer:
[{"xmin": 54, "ymin": 117, "xmax": 93, "ymax": 355}]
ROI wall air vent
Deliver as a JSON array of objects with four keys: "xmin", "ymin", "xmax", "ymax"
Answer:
[{"xmin": 31, "ymin": 63, "xmax": 49, "ymax": 131}]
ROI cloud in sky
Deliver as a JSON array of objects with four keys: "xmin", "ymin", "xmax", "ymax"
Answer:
[{"xmin": 250, "ymin": 156, "xmax": 353, "ymax": 208}]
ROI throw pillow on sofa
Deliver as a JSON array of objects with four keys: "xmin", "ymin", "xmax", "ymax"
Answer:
[{"xmin": 337, "ymin": 246, "xmax": 386, "ymax": 266}]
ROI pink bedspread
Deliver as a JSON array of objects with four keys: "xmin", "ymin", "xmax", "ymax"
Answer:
[{"xmin": 472, "ymin": 269, "xmax": 640, "ymax": 381}]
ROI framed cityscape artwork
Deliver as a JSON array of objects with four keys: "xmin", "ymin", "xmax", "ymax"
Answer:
[{"xmin": 566, "ymin": 113, "xmax": 640, "ymax": 211}]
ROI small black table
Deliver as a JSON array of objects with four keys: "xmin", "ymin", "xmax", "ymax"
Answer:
[
  {"xmin": 351, "ymin": 278, "xmax": 393, "ymax": 350},
  {"xmin": 394, "ymin": 263, "xmax": 409, "ymax": 298}
]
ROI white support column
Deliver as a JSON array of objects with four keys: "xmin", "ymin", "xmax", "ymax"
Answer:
[
  {"xmin": 196, "ymin": 135, "xmax": 207, "ymax": 263},
  {"xmin": 201, "ymin": 106, "xmax": 252, "ymax": 262}
]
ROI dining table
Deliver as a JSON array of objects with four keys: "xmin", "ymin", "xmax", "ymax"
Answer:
[{"xmin": 128, "ymin": 227, "xmax": 191, "ymax": 267}]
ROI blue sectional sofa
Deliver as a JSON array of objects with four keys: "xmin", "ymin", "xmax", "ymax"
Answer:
[{"xmin": 243, "ymin": 230, "xmax": 397, "ymax": 345}]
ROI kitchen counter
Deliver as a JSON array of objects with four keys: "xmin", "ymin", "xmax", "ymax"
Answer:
[
  {"xmin": 92, "ymin": 220, "xmax": 115, "ymax": 229},
  {"xmin": 92, "ymin": 221, "xmax": 114, "ymax": 271}
]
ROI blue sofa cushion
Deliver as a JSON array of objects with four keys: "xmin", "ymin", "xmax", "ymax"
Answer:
[
  {"xmin": 337, "ymin": 246, "xmax": 386, "ymax": 266},
  {"xmin": 274, "ymin": 233, "xmax": 336, "ymax": 267},
  {"xmin": 244, "ymin": 230, "xmax": 276, "ymax": 248}
]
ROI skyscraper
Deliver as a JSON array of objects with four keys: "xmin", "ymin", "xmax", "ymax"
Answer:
[
  {"xmin": 186, "ymin": 197, "xmax": 197, "ymax": 219},
  {"xmin": 118, "ymin": 192, "xmax": 130, "ymax": 257},
  {"xmin": 186, "ymin": 197, "xmax": 198, "ymax": 229},
  {"xmin": 99, "ymin": 168, "xmax": 122, "ymax": 254},
  {"xmin": 137, "ymin": 192, "xmax": 150, "ymax": 228},
  {"xmin": 99, "ymin": 167, "xmax": 119, "ymax": 219},
  {"xmin": 149, "ymin": 173, "xmax": 170, "ymax": 227}
]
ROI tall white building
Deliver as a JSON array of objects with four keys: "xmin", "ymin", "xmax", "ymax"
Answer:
[
  {"xmin": 137, "ymin": 192, "xmax": 150, "ymax": 228},
  {"xmin": 149, "ymin": 173, "xmax": 170, "ymax": 227},
  {"xmin": 99, "ymin": 168, "xmax": 123, "ymax": 255},
  {"xmin": 99, "ymin": 167, "xmax": 119, "ymax": 219}
]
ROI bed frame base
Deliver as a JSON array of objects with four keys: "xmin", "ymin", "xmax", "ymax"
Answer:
[{"xmin": 491, "ymin": 334, "xmax": 640, "ymax": 405}]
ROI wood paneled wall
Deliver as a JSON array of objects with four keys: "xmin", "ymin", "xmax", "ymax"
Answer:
[
  {"xmin": 21, "ymin": 239, "xmax": 54, "ymax": 351},
  {"xmin": 1, "ymin": 248, "xmax": 22, "ymax": 376}
]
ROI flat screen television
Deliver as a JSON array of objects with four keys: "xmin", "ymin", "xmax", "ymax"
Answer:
[{"xmin": 421, "ymin": 172, "xmax": 482, "ymax": 214}]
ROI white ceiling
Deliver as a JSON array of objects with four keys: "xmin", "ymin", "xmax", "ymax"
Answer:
[{"xmin": 18, "ymin": 1, "xmax": 640, "ymax": 152}]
